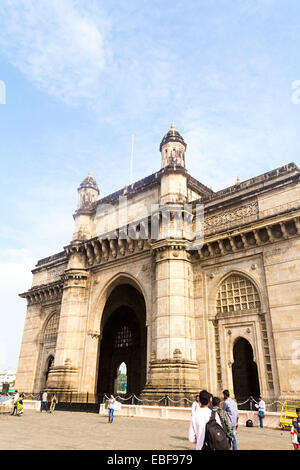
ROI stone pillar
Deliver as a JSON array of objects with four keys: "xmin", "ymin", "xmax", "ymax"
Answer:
[
  {"xmin": 46, "ymin": 252, "xmax": 89, "ymax": 395},
  {"xmin": 141, "ymin": 241, "xmax": 200, "ymax": 402}
]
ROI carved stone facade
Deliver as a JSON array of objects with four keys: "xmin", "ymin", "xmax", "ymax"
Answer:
[{"xmin": 16, "ymin": 125, "xmax": 300, "ymax": 407}]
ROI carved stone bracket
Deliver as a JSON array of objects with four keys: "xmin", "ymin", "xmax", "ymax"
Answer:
[
  {"xmin": 64, "ymin": 224, "xmax": 151, "ymax": 268},
  {"xmin": 196, "ymin": 216, "xmax": 300, "ymax": 261},
  {"xmin": 19, "ymin": 280, "xmax": 63, "ymax": 305},
  {"xmin": 87, "ymin": 330, "xmax": 101, "ymax": 340},
  {"xmin": 61, "ymin": 269, "xmax": 89, "ymax": 289}
]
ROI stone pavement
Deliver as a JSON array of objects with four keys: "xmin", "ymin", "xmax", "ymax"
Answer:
[{"xmin": 0, "ymin": 410, "xmax": 293, "ymax": 450}]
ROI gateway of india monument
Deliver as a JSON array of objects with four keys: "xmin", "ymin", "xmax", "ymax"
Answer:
[{"xmin": 16, "ymin": 124, "xmax": 300, "ymax": 407}]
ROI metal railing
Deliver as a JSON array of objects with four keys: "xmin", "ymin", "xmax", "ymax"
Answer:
[{"xmin": 19, "ymin": 392, "xmax": 284, "ymax": 412}]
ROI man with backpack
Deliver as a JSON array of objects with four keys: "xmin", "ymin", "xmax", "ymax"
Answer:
[
  {"xmin": 188, "ymin": 390, "xmax": 229, "ymax": 450},
  {"xmin": 222, "ymin": 389, "xmax": 239, "ymax": 450},
  {"xmin": 212, "ymin": 396, "xmax": 233, "ymax": 448}
]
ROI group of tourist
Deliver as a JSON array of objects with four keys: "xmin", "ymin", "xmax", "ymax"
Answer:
[
  {"xmin": 189, "ymin": 389, "xmax": 239, "ymax": 450},
  {"xmin": 190, "ymin": 390, "xmax": 300, "ymax": 451},
  {"xmin": 40, "ymin": 391, "xmax": 58, "ymax": 413},
  {"xmin": 10, "ymin": 390, "xmax": 58, "ymax": 416},
  {"xmin": 8, "ymin": 387, "xmax": 300, "ymax": 451}
]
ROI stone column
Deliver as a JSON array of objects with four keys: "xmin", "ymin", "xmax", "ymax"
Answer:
[
  {"xmin": 141, "ymin": 241, "xmax": 200, "ymax": 402},
  {"xmin": 46, "ymin": 252, "xmax": 89, "ymax": 395}
]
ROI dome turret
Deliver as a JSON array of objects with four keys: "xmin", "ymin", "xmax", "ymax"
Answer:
[
  {"xmin": 159, "ymin": 124, "xmax": 187, "ymax": 169},
  {"xmin": 159, "ymin": 123, "xmax": 187, "ymax": 152},
  {"xmin": 76, "ymin": 172, "xmax": 99, "ymax": 211},
  {"xmin": 78, "ymin": 172, "xmax": 99, "ymax": 193}
]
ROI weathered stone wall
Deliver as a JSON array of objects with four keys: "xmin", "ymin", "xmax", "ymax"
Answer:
[
  {"xmin": 263, "ymin": 238, "xmax": 300, "ymax": 400},
  {"xmin": 93, "ymin": 186, "xmax": 160, "ymax": 238}
]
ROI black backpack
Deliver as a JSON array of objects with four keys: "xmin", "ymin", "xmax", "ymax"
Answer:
[{"xmin": 204, "ymin": 410, "xmax": 229, "ymax": 450}]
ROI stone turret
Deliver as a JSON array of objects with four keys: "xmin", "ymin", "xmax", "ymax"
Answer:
[
  {"xmin": 160, "ymin": 123, "xmax": 187, "ymax": 169},
  {"xmin": 159, "ymin": 124, "xmax": 188, "ymax": 205},
  {"xmin": 72, "ymin": 173, "xmax": 99, "ymax": 242},
  {"xmin": 77, "ymin": 172, "xmax": 99, "ymax": 210}
]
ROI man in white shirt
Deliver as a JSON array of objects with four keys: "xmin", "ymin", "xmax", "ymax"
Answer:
[
  {"xmin": 189, "ymin": 390, "xmax": 222, "ymax": 450},
  {"xmin": 191, "ymin": 394, "xmax": 200, "ymax": 415},
  {"xmin": 255, "ymin": 395, "xmax": 266, "ymax": 428}
]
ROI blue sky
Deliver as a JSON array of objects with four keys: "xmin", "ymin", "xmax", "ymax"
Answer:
[{"xmin": 0, "ymin": 0, "xmax": 300, "ymax": 370}]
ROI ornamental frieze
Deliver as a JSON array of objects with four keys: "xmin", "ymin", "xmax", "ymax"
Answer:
[{"xmin": 204, "ymin": 201, "xmax": 259, "ymax": 234}]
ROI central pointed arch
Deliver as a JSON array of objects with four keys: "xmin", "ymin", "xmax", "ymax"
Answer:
[{"xmin": 96, "ymin": 282, "xmax": 147, "ymax": 397}]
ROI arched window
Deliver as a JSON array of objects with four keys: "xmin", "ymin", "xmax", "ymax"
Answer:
[
  {"xmin": 44, "ymin": 313, "xmax": 60, "ymax": 342},
  {"xmin": 216, "ymin": 274, "xmax": 260, "ymax": 315},
  {"xmin": 116, "ymin": 362, "xmax": 127, "ymax": 394},
  {"xmin": 114, "ymin": 325, "xmax": 132, "ymax": 349}
]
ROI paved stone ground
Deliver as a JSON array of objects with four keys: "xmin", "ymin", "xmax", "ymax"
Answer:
[{"xmin": 0, "ymin": 410, "xmax": 293, "ymax": 450}]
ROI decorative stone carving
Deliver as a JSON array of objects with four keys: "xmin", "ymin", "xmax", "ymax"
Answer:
[
  {"xmin": 87, "ymin": 330, "xmax": 100, "ymax": 340},
  {"xmin": 204, "ymin": 201, "xmax": 259, "ymax": 234},
  {"xmin": 19, "ymin": 280, "xmax": 63, "ymax": 305}
]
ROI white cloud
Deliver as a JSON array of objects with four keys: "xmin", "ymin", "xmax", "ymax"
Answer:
[
  {"xmin": 0, "ymin": 0, "xmax": 110, "ymax": 104},
  {"xmin": 182, "ymin": 112, "xmax": 299, "ymax": 191},
  {"xmin": 0, "ymin": 0, "xmax": 181, "ymax": 119}
]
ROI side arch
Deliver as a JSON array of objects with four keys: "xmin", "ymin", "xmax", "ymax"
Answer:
[
  {"xmin": 210, "ymin": 269, "xmax": 275, "ymax": 401},
  {"xmin": 232, "ymin": 336, "xmax": 260, "ymax": 404}
]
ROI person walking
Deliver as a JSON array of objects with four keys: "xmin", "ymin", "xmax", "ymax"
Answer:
[
  {"xmin": 255, "ymin": 395, "xmax": 266, "ymax": 428},
  {"xmin": 212, "ymin": 396, "xmax": 233, "ymax": 448},
  {"xmin": 108, "ymin": 395, "xmax": 115, "ymax": 423},
  {"xmin": 16, "ymin": 393, "xmax": 24, "ymax": 417},
  {"xmin": 50, "ymin": 393, "xmax": 58, "ymax": 414},
  {"xmin": 11, "ymin": 390, "xmax": 19, "ymax": 416},
  {"xmin": 191, "ymin": 394, "xmax": 200, "ymax": 415},
  {"xmin": 291, "ymin": 408, "xmax": 300, "ymax": 450},
  {"xmin": 222, "ymin": 390, "xmax": 239, "ymax": 450},
  {"xmin": 189, "ymin": 390, "xmax": 223, "ymax": 450},
  {"xmin": 40, "ymin": 391, "xmax": 48, "ymax": 412}
]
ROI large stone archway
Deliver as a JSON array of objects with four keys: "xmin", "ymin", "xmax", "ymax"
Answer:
[{"xmin": 96, "ymin": 284, "xmax": 147, "ymax": 396}]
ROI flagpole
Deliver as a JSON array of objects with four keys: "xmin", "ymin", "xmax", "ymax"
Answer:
[{"xmin": 130, "ymin": 131, "xmax": 134, "ymax": 185}]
